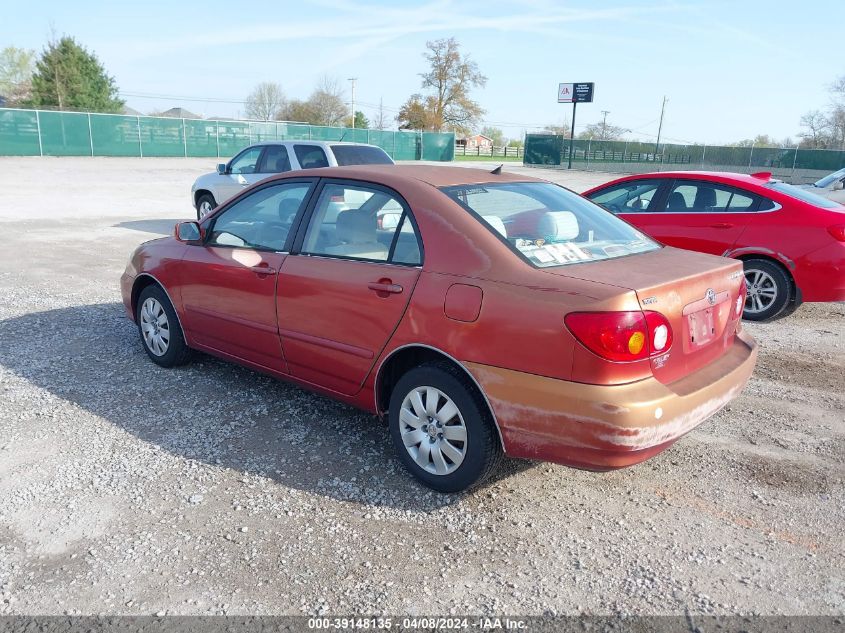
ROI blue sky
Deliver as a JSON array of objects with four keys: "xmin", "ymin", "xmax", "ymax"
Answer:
[{"xmin": 2, "ymin": 0, "xmax": 841, "ymax": 144}]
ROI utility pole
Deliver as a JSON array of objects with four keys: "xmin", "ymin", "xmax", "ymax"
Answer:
[
  {"xmin": 654, "ymin": 96, "xmax": 667, "ymax": 155},
  {"xmin": 348, "ymin": 77, "xmax": 358, "ymax": 128},
  {"xmin": 600, "ymin": 110, "xmax": 610, "ymax": 140}
]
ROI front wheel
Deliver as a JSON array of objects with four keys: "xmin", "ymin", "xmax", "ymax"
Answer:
[
  {"xmin": 389, "ymin": 362, "xmax": 502, "ymax": 493},
  {"xmin": 742, "ymin": 258, "xmax": 793, "ymax": 321},
  {"xmin": 196, "ymin": 193, "xmax": 217, "ymax": 221},
  {"xmin": 136, "ymin": 285, "xmax": 192, "ymax": 367}
]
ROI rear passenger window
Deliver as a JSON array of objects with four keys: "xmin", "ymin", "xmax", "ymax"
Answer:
[
  {"xmin": 301, "ymin": 183, "xmax": 422, "ymax": 265},
  {"xmin": 294, "ymin": 145, "xmax": 329, "ymax": 169},
  {"xmin": 665, "ymin": 182, "xmax": 759, "ymax": 213}
]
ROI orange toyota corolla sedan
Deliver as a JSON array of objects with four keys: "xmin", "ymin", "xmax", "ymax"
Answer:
[{"xmin": 121, "ymin": 165, "xmax": 757, "ymax": 492}]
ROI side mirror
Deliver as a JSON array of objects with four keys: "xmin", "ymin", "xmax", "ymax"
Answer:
[
  {"xmin": 834, "ymin": 180, "xmax": 844, "ymax": 191},
  {"xmin": 175, "ymin": 221, "xmax": 202, "ymax": 243},
  {"xmin": 216, "ymin": 163, "xmax": 227, "ymax": 175}
]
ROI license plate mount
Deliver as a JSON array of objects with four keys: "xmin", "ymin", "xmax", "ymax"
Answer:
[{"xmin": 688, "ymin": 307, "xmax": 716, "ymax": 348}]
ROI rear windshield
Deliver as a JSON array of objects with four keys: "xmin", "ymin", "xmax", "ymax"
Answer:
[
  {"xmin": 765, "ymin": 181, "xmax": 841, "ymax": 209},
  {"xmin": 330, "ymin": 145, "xmax": 394, "ymax": 166},
  {"xmin": 814, "ymin": 168, "xmax": 845, "ymax": 189},
  {"xmin": 441, "ymin": 182, "xmax": 659, "ymax": 268}
]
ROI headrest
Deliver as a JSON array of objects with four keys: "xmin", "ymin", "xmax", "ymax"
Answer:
[
  {"xmin": 336, "ymin": 210, "xmax": 376, "ymax": 244},
  {"xmin": 538, "ymin": 211, "xmax": 579, "ymax": 241},
  {"xmin": 667, "ymin": 192, "xmax": 687, "ymax": 211},
  {"xmin": 482, "ymin": 215, "xmax": 507, "ymax": 238},
  {"xmin": 694, "ymin": 187, "xmax": 716, "ymax": 209},
  {"xmin": 278, "ymin": 197, "xmax": 301, "ymax": 221}
]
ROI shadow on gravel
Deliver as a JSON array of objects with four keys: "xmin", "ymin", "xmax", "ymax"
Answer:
[
  {"xmin": 113, "ymin": 219, "xmax": 186, "ymax": 235},
  {"xmin": 0, "ymin": 303, "xmax": 534, "ymax": 510}
]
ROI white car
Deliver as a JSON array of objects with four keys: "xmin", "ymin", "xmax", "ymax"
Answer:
[
  {"xmin": 799, "ymin": 167, "xmax": 845, "ymax": 205},
  {"xmin": 191, "ymin": 141, "xmax": 394, "ymax": 219}
]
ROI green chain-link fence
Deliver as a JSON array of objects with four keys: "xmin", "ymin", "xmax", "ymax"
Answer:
[
  {"xmin": 524, "ymin": 134, "xmax": 845, "ymax": 175},
  {"xmin": 0, "ymin": 108, "xmax": 455, "ymax": 161}
]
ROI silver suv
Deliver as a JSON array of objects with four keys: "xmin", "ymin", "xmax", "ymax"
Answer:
[{"xmin": 191, "ymin": 141, "xmax": 394, "ymax": 219}]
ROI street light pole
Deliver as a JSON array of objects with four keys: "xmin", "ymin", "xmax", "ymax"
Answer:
[
  {"xmin": 600, "ymin": 110, "xmax": 610, "ymax": 140},
  {"xmin": 348, "ymin": 77, "xmax": 358, "ymax": 128}
]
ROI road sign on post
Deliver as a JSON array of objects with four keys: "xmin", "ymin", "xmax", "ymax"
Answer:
[{"xmin": 558, "ymin": 82, "xmax": 594, "ymax": 168}]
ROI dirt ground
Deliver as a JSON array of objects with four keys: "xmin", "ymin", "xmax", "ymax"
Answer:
[{"xmin": 0, "ymin": 157, "xmax": 842, "ymax": 616}]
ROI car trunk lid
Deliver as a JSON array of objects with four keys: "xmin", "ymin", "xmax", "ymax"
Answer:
[{"xmin": 544, "ymin": 247, "xmax": 745, "ymax": 385}]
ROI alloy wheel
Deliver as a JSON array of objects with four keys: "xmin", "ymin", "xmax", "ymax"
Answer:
[
  {"xmin": 399, "ymin": 386, "xmax": 467, "ymax": 476},
  {"xmin": 140, "ymin": 297, "xmax": 170, "ymax": 356},
  {"xmin": 744, "ymin": 268, "xmax": 778, "ymax": 315},
  {"xmin": 199, "ymin": 200, "xmax": 214, "ymax": 219}
]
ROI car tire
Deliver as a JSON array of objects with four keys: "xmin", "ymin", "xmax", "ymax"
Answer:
[
  {"xmin": 136, "ymin": 285, "xmax": 192, "ymax": 367},
  {"xmin": 196, "ymin": 193, "xmax": 217, "ymax": 221},
  {"xmin": 388, "ymin": 362, "xmax": 503, "ymax": 493},
  {"xmin": 742, "ymin": 258, "xmax": 794, "ymax": 322}
]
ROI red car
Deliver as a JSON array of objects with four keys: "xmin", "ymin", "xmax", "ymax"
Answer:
[
  {"xmin": 584, "ymin": 171, "xmax": 845, "ymax": 321},
  {"xmin": 121, "ymin": 166, "xmax": 756, "ymax": 492}
]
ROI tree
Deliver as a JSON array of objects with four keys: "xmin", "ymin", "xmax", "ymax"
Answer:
[
  {"xmin": 397, "ymin": 93, "xmax": 437, "ymax": 130},
  {"xmin": 277, "ymin": 99, "xmax": 315, "ymax": 123},
  {"xmin": 578, "ymin": 120, "xmax": 626, "ymax": 141},
  {"xmin": 29, "ymin": 36, "xmax": 123, "ymax": 112},
  {"xmin": 481, "ymin": 126, "xmax": 504, "ymax": 147},
  {"xmin": 245, "ymin": 82, "xmax": 285, "ymax": 121},
  {"xmin": 307, "ymin": 75, "xmax": 347, "ymax": 126},
  {"xmin": 0, "ymin": 46, "xmax": 35, "ymax": 106},
  {"xmin": 799, "ymin": 73, "xmax": 845, "ymax": 149},
  {"xmin": 397, "ymin": 38, "xmax": 486, "ymax": 133},
  {"xmin": 276, "ymin": 76, "xmax": 347, "ymax": 126},
  {"xmin": 799, "ymin": 110, "xmax": 830, "ymax": 148},
  {"xmin": 344, "ymin": 110, "xmax": 369, "ymax": 129},
  {"xmin": 543, "ymin": 121, "xmax": 571, "ymax": 136}
]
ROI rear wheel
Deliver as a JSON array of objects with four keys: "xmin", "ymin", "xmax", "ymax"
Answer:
[
  {"xmin": 742, "ymin": 258, "xmax": 793, "ymax": 321},
  {"xmin": 389, "ymin": 362, "xmax": 502, "ymax": 493},
  {"xmin": 196, "ymin": 193, "xmax": 217, "ymax": 220}
]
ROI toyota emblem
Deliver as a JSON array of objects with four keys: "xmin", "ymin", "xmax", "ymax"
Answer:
[{"xmin": 705, "ymin": 288, "xmax": 716, "ymax": 305}]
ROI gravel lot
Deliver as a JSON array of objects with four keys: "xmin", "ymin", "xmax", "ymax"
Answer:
[{"xmin": 0, "ymin": 157, "xmax": 843, "ymax": 617}]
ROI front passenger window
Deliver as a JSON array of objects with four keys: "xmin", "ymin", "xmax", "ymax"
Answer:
[
  {"xmin": 588, "ymin": 180, "xmax": 662, "ymax": 213},
  {"xmin": 229, "ymin": 147, "xmax": 263, "ymax": 175},
  {"xmin": 208, "ymin": 183, "xmax": 311, "ymax": 251}
]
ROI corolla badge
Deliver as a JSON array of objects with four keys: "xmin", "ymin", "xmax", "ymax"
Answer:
[{"xmin": 706, "ymin": 288, "xmax": 716, "ymax": 305}]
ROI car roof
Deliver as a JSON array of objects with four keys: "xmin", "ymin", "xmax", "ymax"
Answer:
[
  {"xmin": 269, "ymin": 164, "xmax": 540, "ymax": 188},
  {"xmin": 612, "ymin": 171, "xmax": 774, "ymax": 185},
  {"xmin": 248, "ymin": 140, "xmax": 382, "ymax": 149}
]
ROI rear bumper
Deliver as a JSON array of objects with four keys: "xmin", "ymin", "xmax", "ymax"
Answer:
[
  {"xmin": 794, "ymin": 242, "xmax": 845, "ymax": 303},
  {"xmin": 464, "ymin": 330, "xmax": 758, "ymax": 470}
]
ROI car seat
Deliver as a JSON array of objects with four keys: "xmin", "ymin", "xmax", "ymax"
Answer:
[
  {"xmin": 693, "ymin": 187, "xmax": 717, "ymax": 210},
  {"xmin": 666, "ymin": 191, "xmax": 688, "ymax": 212},
  {"xmin": 323, "ymin": 210, "xmax": 388, "ymax": 260},
  {"xmin": 537, "ymin": 211, "xmax": 579, "ymax": 242}
]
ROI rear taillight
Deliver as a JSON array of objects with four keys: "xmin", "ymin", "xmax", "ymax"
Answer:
[
  {"xmin": 565, "ymin": 311, "xmax": 673, "ymax": 362},
  {"xmin": 828, "ymin": 225, "xmax": 845, "ymax": 242},
  {"xmin": 735, "ymin": 278, "xmax": 747, "ymax": 318}
]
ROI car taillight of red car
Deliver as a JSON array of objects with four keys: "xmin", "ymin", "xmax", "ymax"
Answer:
[{"xmin": 565, "ymin": 311, "xmax": 673, "ymax": 362}]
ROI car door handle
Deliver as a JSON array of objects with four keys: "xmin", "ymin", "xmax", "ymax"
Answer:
[
  {"xmin": 367, "ymin": 281, "xmax": 403, "ymax": 294},
  {"xmin": 250, "ymin": 265, "xmax": 277, "ymax": 275},
  {"xmin": 709, "ymin": 222, "xmax": 734, "ymax": 229}
]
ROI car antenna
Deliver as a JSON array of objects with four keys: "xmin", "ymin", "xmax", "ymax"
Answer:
[
  {"xmin": 338, "ymin": 130, "xmax": 347, "ymax": 142},
  {"xmin": 490, "ymin": 164, "xmax": 503, "ymax": 175}
]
